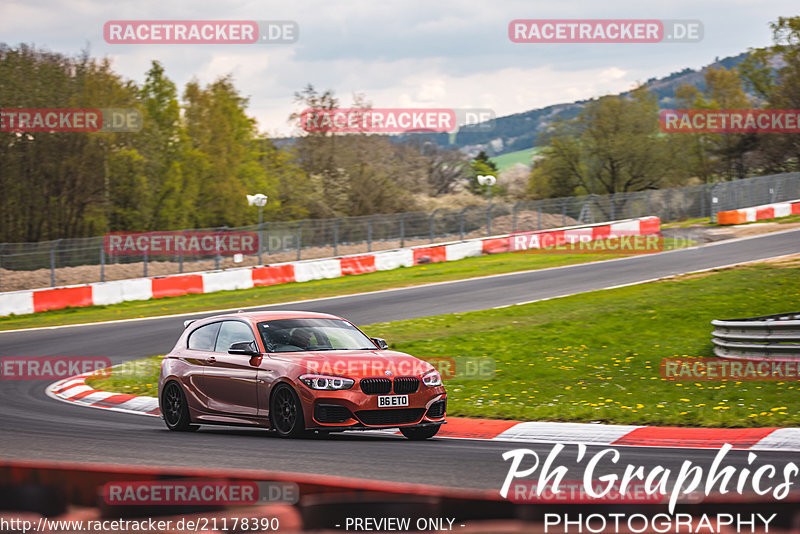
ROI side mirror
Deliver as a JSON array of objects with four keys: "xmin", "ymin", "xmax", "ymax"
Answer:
[
  {"xmin": 371, "ymin": 337, "xmax": 389, "ymax": 350},
  {"xmin": 229, "ymin": 340, "xmax": 259, "ymax": 357}
]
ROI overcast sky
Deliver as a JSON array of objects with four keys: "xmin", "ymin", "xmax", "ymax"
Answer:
[{"xmin": 2, "ymin": 0, "xmax": 796, "ymax": 136}]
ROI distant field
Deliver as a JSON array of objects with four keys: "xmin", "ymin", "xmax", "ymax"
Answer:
[{"xmin": 491, "ymin": 147, "xmax": 541, "ymax": 172}]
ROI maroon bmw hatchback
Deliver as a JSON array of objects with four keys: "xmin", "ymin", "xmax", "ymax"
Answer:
[{"xmin": 158, "ymin": 310, "xmax": 447, "ymax": 439}]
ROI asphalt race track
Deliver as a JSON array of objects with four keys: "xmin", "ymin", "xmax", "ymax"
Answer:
[{"xmin": 1, "ymin": 228, "xmax": 799, "ymax": 491}]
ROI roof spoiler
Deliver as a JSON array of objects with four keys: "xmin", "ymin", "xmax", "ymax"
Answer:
[{"xmin": 183, "ymin": 319, "xmax": 197, "ymax": 329}]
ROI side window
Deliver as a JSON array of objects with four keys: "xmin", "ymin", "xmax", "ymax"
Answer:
[
  {"xmin": 187, "ymin": 322, "xmax": 221, "ymax": 351},
  {"xmin": 215, "ymin": 321, "xmax": 257, "ymax": 353}
]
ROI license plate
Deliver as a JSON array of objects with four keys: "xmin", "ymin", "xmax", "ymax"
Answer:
[{"xmin": 377, "ymin": 395, "xmax": 408, "ymax": 408}]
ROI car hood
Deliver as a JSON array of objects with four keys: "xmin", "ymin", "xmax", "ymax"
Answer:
[{"xmin": 270, "ymin": 349, "xmax": 435, "ymax": 379}]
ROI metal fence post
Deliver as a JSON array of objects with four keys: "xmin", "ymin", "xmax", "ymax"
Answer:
[
  {"xmin": 50, "ymin": 239, "xmax": 61, "ymax": 287},
  {"xmin": 459, "ymin": 207, "xmax": 468, "ymax": 240},
  {"xmin": 399, "ymin": 213, "xmax": 408, "ymax": 248},
  {"xmin": 0, "ymin": 243, "xmax": 5, "ymax": 291},
  {"xmin": 296, "ymin": 221, "xmax": 305, "ymax": 261},
  {"xmin": 699, "ymin": 186, "xmax": 705, "ymax": 218},
  {"xmin": 367, "ymin": 216, "xmax": 374, "ymax": 252},
  {"xmin": 609, "ymin": 193, "xmax": 616, "ymax": 220},
  {"xmin": 100, "ymin": 244, "xmax": 105, "ymax": 283},
  {"xmin": 266, "ymin": 221, "xmax": 273, "ymax": 260},
  {"xmin": 257, "ymin": 221, "xmax": 264, "ymax": 265},
  {"xmin": 486, "ymin": 204, "xmax": 494, "ymax": 236},
  {"xmin": 537, "ymin": 200, "xmax": 542, "ymax": 230},
  {"xmin": 561, "ymin": 199, "xmax": 567, "ymax": 226},
  {"xmin": 710, "ymin": 183, "xmax": 719, "ymax": 223},
  {"xmin": 512, "ymin": 202, "xmax": 521, "ymax": 233},
  {"xmin": 646, "ymin": 190, "xmax": 651, "ymax": 216},
  {"xmin": 664, "ymin": 189, "xmax": 671, "ymax": 221},
  {"xmin": 578, "ymin": 196, "xmax": 591, "ymax": 224},
  {"xmin": 429, "ymin": 209, "xmax": 438, "ymax": 243},
  {"xmin": 143, "ymin": 252, "xmax": 148, "ymax": 277},
  {"xmin": 333, "ymin": 218, "xmax": 341, "ymax": 256},
  {"xmin": 215, "ymin": 226, "xmax": 226, "ymax": 270}
]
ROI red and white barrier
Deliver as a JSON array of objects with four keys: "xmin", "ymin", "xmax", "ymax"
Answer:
[
  {"xmin": 717, "ymin": 199, "xmax": 800, "ymax": 225},
  {"xmin": 0, "ymin": 216, "xmax": 660, "ymax": 316}
]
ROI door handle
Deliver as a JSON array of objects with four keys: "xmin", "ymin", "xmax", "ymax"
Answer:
[{"xmin": 207, "ymin": 356, "xmax": 216, "ymax": 363}]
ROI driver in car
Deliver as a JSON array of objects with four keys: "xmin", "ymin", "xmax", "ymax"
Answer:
[{"xmin": 289, "ymin": 328, "xmax": 313, "ymax": 350}]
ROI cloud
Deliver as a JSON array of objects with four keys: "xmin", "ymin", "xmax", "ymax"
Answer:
[{"xmin": 1, "ymin": 0, "xmax": 796, "ymax": 136}]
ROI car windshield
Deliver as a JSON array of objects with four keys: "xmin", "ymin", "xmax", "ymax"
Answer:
[{"xmin": 257, "ymin": 318, "xmax": 377, "ymax": 353}]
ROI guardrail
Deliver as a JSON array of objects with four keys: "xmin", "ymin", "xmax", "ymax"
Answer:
[
  {"xmin": 2, "ymin": 171, "xmax": 798, "ymax": 291},
  {"xmin": 711, "ymin": 312, "xmax": 800, "ymax": 360},
  {"xmin": 0, "ymin": 216, "xmax": 661, "ymax": 317}
]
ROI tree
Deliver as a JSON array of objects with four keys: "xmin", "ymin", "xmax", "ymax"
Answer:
[
  {"xmin": 288, "ymin": 85, "xmax": 425, "ymax": 217},
  {"xmin": 741, "ymin": 16, "xmax": 800, "ymax": 172},
  {"xmin": 0, "ymin": 45, "xmax": 138, "ymax": 241},
  {"xmin": 136, "ymin": 61, "xmax": 186, "ymax": 229},
  {"xmin": 527, "ymin": 88, "xmax": 677, "ymax": 202},
  {"xmin": 673, "ymin": 66, "xmax": 755, "ymax": 181},
  {"xmin": 182, "ymin": 76, "xmax": 270, "ymax": 227}
]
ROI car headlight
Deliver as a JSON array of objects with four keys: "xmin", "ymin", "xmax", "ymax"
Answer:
[
  {"xmin": 422, "ymin": 370, "xmax": 442, "ymax": 387},
  {"xmin": 300, "ymin": 374, "xmax": 354, "ymax": 390}
]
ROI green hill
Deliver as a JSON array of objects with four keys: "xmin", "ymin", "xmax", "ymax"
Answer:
[{"xmin": 491, "ymin": 147, "xmax": 541, "ymax": 172}]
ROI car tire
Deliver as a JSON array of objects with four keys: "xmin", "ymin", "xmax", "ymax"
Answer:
[
  {"xmin": 270, "ymin": 384, "xmax": 306, "ymax": 438},
  {"xmin": 161, "ymin": 381, "xmax": 196, "ymax": 431},
  {"xmin": 400, "ymin": 424, "xmax": 441, "ymax": 440}
]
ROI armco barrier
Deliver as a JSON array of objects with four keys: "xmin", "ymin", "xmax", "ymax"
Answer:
[
  {"xmin": 202, "ymin": 268, "xmax": 254, "ymax": 292},
  {"xmin": 0, "ymin": 290, "xmax": 34, "ymax": 316},
  {"xmin": 481, "ymin": 237, "xmax": 510, "ymax": 254},
  {"xmin": 151, "ymin": 274, "xmax": 204, "ymax": 299},
  {"xmin": 252, "ymin": 264, "xmax": 295, "ymax": 286},
  {"xmin": 293, "ymin": 258, "xmax": 342, "ymax": 283},
  {"xmin": 374, "ymin": 249, "xmax": 414, "ymax": 271},
  {"xmin": 412, "ymin": 245, "xmax": 446, "ymax": 265},
  {"xmin": 717, "ymin": 199, "xmax": 800, "ymax": 225},
  {"xmin": 444, "ymin": 241, "xmax": 483, "ymax": 262},
  {"xmin": 712, "ymin": 311, "xmax": 800, "ymax": 360},
  {"xmin": 0, "ymin": 216, "xmax": 660, "ymax": 317},
  {"xmin": 33, "ymin": 286, "xmax": 92, "ymax": 313},
  {"xmin": 340, "ymin": 255, "xmax": 376, "ymax": 276}
]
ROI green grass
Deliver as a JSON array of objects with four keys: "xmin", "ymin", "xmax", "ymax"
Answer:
[
  {"xmin": 735, "ymin": 213, "xmax": 800, "ymax": 226},
  {"xmin": 360, "ymin": 259, "xmax": 800, "ymax": 428},
  {"xmin": 661, "ymin": 217, "xmax": 712, "ymax": 229},
  {"xmin": 88, "ymin": 257, "xmax": 800, "ymax": 428},
  {"xmin": 490, "ymin": 147, "xmax": 541, "ymax": 172},
  {"xmin": 0, "ymin": 247, "xmax": 666, "ymax": 331},
  {"xmin": 87, "ymin": 356, "xmax": 162, "ymax": 397}
]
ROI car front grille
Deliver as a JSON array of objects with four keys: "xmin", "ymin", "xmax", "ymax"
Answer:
[
  {"xmin": 427, "ymin": 399, "xmax": 446, "ymax": 419},
  {"xmin": 355, "ymin": 408, "xmax": 426, "ymax": 426},
  {"xmin": 393, "ymin": 376, "xmax": 419, "ymax": 394},
  {"xmin": 314, "ymin": 403, "xmax": 353, "ymax": 424},
  {"xmin": 359, "ymin": 377, "xmax": 391, "ymax": 395}
]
